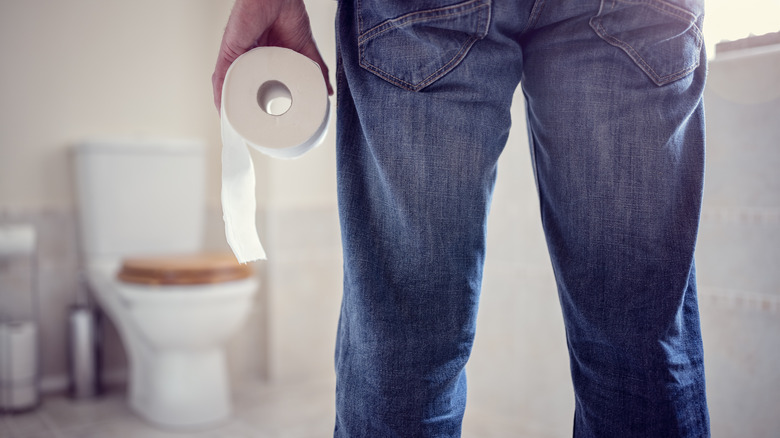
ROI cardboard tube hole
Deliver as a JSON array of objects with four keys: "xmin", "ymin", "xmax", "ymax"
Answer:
[{"xmin": 257, "ymin": 80, "xmax": 292, "ymax": 116}]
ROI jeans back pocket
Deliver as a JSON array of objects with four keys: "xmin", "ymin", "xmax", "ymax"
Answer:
[
  {"xmin": 358, "ymin": 0, "xmax": 491, "ymax": 91},
  {"xmin": 589, "ymin": 0, "xmax": 704, "ymax": 86}
]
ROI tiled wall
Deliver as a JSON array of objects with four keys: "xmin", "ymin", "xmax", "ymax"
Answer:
[{"xmin": 263, "ymin": 206, "xmax": 342, "ymax": 384}]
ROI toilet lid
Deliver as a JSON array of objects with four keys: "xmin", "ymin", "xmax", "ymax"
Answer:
[{"xmin": 117, "ymin": 253, "xmax": 253, "ymax": 285}]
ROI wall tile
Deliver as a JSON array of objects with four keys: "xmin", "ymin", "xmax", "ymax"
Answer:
[
  {"xmin": 266, "ymin": 253, "xmax": 342, "ymax": 384},
  {"xmin": 702, "ymin": 91, "xmax": 780, "ymax": 209},
  {"xmin": 468, "ymin": 264, "xmax": 573, "ymax": 438},
  {"xmin": 699, "ymin": 289, "xmax": 780, "ymax": 438},
  {"xmin": 264, "ymin": 206, "xmax": 341, "ymax": 261},
  {"xmin": 697, "ymin": 215, "xmax": 780, "ymax": 297}
]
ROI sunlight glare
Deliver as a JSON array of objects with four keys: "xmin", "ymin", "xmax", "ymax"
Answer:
[{"xmin": 704, "ymin": 0, "xmax": 780, "ymax": 55}]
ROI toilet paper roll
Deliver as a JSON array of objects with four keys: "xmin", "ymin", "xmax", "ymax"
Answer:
[
  {"xmin": 0, "ymin": 321, "xmax": 39, "ymax": 410},
  {"xmin": 220, "ymin": 47, "xmax": 330, "ymax": 264}
]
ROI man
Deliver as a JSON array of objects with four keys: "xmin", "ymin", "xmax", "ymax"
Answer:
[{"xmin": 213, "ymin": 0, "xmax": 710, "ymax": 436}]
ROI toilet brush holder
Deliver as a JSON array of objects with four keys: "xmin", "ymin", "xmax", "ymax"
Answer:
[{"xmin": 67, "ymin": 304, "xmax": 101, "ymax": 399}]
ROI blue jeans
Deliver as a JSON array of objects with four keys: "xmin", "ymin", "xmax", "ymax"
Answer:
[{"xmin": 334, "ymin": 0, "xmax": 709, "ymax": 436}]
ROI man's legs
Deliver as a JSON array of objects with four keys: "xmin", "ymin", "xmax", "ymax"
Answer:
[{"xmin": 333, "ymin": 0, "xmax": 710, "ymax": 436}]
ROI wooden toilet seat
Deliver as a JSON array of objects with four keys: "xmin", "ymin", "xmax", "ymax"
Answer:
[{"xmin": 117, "ymin": 253, "xmax": 252, "ymax": 285}]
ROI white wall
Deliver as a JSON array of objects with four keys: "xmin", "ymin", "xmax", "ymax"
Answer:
[{"xmin": 0, "ymin": 0, "xmax": 232, "ymax": 209}]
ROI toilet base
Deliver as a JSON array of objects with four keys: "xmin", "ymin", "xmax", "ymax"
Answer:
[{"xmin": 129, "ymin": 348, "xmax": 231, "ymax": 429}]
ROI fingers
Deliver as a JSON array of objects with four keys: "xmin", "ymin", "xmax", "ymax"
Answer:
[
  {"xmin": 212, "ymin": 0, "xmax": 282, "ymax": 111},
  {"xmin": 212, "ymin": 52, "xmax": 232, "ymax": 111},
  {"xmin": 212, "ymin": 0, "xmax": 333, "ymax": 112}
]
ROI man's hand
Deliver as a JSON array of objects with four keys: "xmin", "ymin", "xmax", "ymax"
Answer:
[{"xmin": 212, "ymin": 0, "xmax": 332, "ymax": 111}]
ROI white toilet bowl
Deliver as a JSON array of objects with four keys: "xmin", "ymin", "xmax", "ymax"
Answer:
[
  {"xmin": 72, "ymin": 139, "xmax": 261, "ymax": 430},
  {"xmin": 85, "ymin": 255, "xmax": 257, "ymax": 429}
]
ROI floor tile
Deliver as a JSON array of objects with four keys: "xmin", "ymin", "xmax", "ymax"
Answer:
[
  {"xmin": 463, "ymin": 405, "xmax": 561, "ymax": 438},
  {"xmin": 234, "ymin": 379, "xmax": 335, "ymax": 436},
  {"xmin": 0, "ymin": 417, "xmax": 12, "ymax": 436},
  {"xmin": 3, "ymin": 378, "xmax": 572, "ymax": 437},
  {"xmin": 38, "ymin": 388, "xmax": 129, "ymax": 431},
  {"xmin": 2, "ymin": 409, "xmax": 58, "ymax": 438}
]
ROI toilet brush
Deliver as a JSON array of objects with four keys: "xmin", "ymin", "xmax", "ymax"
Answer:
[{"xmin": 67, "ymin": 272, "xmax": 101, "ymax": 399}]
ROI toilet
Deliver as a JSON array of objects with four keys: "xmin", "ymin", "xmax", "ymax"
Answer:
[{"xmin": 72, "ymin": 139, "xmax": 258, "ymax": 429}]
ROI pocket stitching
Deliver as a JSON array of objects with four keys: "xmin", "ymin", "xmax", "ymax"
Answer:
[
  {"xmin": 590, "ymin": 0, "xmax": 703, "ymax": 86},
  {"xmin": 358, "ymin": 0, "xmax": 490, "ymax": 91},
  {"xmin": 358, "ymin": 0, "xmax": 489, "ymax": 45},
  {"xmin": 591, "ymin": 20, "xmax": 701, "ymax": 85},
  {"xmin": 361, "ymin": 34, "xmax": 482, "ymax": 91},
  {"xmin": 618, "ymin": 0, "xmax": 696, "ymax": 22}
]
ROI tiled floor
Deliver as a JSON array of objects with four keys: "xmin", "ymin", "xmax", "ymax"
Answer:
[
  {"xmin": 1, "ymin": 380, "xmax": 544, "ymax": 438},
  {"xmin": 1, "ymin": 380, "xmax": 336, "ymax": 438}
]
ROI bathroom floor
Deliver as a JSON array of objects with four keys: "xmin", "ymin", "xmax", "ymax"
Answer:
[{"xmin": 0, "ymin": 379, "xmax": 543, "ymax": 438}]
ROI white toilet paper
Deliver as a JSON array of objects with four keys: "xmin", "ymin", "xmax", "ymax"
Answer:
[
  {"xmin": 220, "ymin": 47, "xmax": 331, "ymax": 263},
  {"xmin": 0, "ymin": 321, "xmax": 39, "ymax": 410}
]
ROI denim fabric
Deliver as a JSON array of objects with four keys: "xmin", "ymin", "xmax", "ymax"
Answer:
[{"xmin": 334, "ymin": 0, "xmax": 709, "ymax": 436}]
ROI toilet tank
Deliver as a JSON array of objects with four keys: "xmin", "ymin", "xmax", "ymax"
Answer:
[{"xmin": 74, "ymin": 139, "xmax": 207, "ymax": 259}]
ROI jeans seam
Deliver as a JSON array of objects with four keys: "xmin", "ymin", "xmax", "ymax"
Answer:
[
  {"xmin": 526, "ymin": 116, "xmax": 542, "ymax": 203},
  {"xmin": 358, "ymin": 0, "xmax": 489, "ymax": 44},
  {"xmin": 360, "ymin": 35, "xmax": 481, "ymax": 91},
  {"xmin": 618, "ymin": 0, "xmax": 696, "ymax": 21},
  {"xmin": 614, "ymin": 0, "xmax": 703, "ymax": 37},
  {"xmin": 356, "ymin": 0, "xmax": 364, "ymax": 35},
  {"xmin": 520, "ymin": 0, "xmax": 548, "ymax": 35}
]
